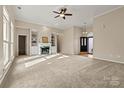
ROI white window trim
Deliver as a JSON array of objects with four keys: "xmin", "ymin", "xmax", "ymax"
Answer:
[
  {"xmin": 10, "ymin": 22, "xmax": 14, "ymax": 59},
  {"xmin": 3, "ymin": 6, "xmax": 10, "ymax": 67}
]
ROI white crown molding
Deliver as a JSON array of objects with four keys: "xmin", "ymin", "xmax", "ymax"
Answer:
[
  {"xmin": 94, "ymin": 6, "xmax": 124, "ymax": 18},
  {"xmin": 16, "ymin": 26, "xmax": 30, "ymax": 30}
]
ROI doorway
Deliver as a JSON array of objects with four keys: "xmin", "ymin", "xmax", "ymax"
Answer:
[
  {"xmin": 80, "ymin": 37, "xmax": 88, "ymax": 52},
  {"xmin": 88, "ymin": 37, "xmax": 93, "ymax": 54},
  {"xmin": 18, "ymin": 35, "xmax": 26, "ymax": 55},
  {"xmin": 57, "ymin": 35, "xmax": 60, "ymax": 53}
]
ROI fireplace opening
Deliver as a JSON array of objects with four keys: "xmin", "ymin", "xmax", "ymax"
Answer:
[{"xmin": 41, "ymin": 46, "xmax": 50, "ymax": 54}]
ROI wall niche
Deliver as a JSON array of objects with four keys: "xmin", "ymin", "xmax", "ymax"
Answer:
[
  {"xmin": 51, "ymin": 34, "xmax": 55, "ymax": 46},
  {"xmin": 31, "ymin": 32, "xmax": 37, "ymax": 46}
]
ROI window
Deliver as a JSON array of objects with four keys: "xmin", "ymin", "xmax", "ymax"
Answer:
[
  {"xmin": 3, "ymin": 7, "xmax": 10, "ymax": 66},
  {"xmin": 10, "ymin": 22, "xmax": 14, "ymax": 59},
  {"xmin": 84, "ymin": 38, "xmax": 87, "ymax": 46}
]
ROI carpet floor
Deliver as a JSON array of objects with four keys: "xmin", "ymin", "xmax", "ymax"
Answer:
[{"xmin": 4, "ymin": 54, "xmax": 124, "ymax": 88}]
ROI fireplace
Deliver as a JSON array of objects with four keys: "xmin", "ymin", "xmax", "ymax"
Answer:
[
  {"xmin": 39, "ymin": 43, "xmax": 51, "ymax": 54},
  {"xmin": 41, "ymin": 46, "xmax": 50, "ymax": 54}
]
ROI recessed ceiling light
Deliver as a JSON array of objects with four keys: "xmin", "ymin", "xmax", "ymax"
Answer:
[{"xmin": 17, "ymin": 6, "xmax": 22, "ymax": 10}]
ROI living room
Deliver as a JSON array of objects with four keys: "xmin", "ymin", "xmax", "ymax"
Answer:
[{"xmin": 0, "ymin": 4, "xmax": 124, "ymax": 89}]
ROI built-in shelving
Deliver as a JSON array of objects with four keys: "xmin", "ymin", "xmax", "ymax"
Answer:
[
  {"xmin": 31, "ymin": 32, "xmax": 37, "ymax": 46},
  {"xmin": 51, "ymin": 34, "xmax": 55, "ymax": 46}
]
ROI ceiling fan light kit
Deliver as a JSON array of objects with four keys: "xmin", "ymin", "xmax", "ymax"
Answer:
[
  {"xmin": 53, "ymin": 7, "xmax": 72, "ymax": 20},
  {"xmin": 60, "ymin": 14, "xmax": 65, "ymax": 17}
]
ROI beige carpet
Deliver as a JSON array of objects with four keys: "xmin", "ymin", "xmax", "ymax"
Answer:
[{"xmin": 3, "ymin": 54, "xmax": 124, "ymax": 88}]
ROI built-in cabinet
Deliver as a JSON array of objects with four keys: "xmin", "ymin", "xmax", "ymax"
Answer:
[
  {"xmin": 30, "ymin": 31, "xmax": 39, "ymax": 55},
  {"xmin": 51, "ymin": 34, "xmax": 55, "ymax": 46},
  {"xmin": 31, "ymin": 32, "xmax": 37, "ymax": 46},
  {"xmin": 51, "ymin": 34, "xmax": 57, "ymax": 54},
  {"xmin": 30, "ymin": 30, "xmax": 57, "ymax": 55}
]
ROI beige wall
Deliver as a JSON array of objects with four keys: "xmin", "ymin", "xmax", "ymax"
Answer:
[
  {"xmin": 87, "ymin": 27, "xmax": 93, "ymax": 37},
  {"xmin": 82, "ymin": 26, "xmax": 93, "ymax": 37},
  {"xmin": 62, "ymin": 27, "xmax": 74, "ymax": 54},
  {"xmin": 73, "ymin": 27, "xmax": 83, "ymax": 54},
  {"xmin": 93, "ymin": 7, "xmax": 124, "ymax": 62},
  {"xmin": 87, "ymin": 26, "xmax": 93, "ymax": 33},
  {"xmin": 62, "ymin": 26, "xmax": 83, "ymax": 54},
  {"xmin": 57, "ymin": 34, "xmax": 63, "ymax": 53}
]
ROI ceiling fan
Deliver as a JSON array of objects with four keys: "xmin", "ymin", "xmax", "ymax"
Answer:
[{"xmin": 53, "ymin": 7, "xmax": 72, "ymax": 20}]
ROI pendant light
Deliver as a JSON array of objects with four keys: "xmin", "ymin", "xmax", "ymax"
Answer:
[{"xmin": 83, "ymin": 22, "xmax": 87, "ymax": 35}]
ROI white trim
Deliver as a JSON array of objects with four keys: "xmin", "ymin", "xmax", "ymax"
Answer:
[
  {"xmin": 94, "ymin": 57, "xmax": 124, "ymax": 64},
  {"xmin": 94, "ymin": 6, "xmax": 124, "ymax": 18},
  {"xmin": 0, "ymin": 59, "xmax": 13, "ymax": 87},
  {"xmin": 16, "ymin": 26, "xmax": 30, "ymax": 30}
]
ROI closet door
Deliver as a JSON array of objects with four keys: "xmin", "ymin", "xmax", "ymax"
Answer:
[{"xmin": 80, "ymin": 37, "xmax": 88, "ymax": 52}]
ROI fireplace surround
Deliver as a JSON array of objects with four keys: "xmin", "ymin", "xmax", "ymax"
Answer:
[
  {"xmin": 41, "ymin": 46, "xmax": 50, "ymax": 54},
  {"xmin": 39, "ymin": 43, "xmax": 51, "ymax": 54}
]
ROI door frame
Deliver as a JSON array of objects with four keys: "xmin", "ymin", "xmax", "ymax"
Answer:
[{"xmin": 17, "ymin": 34, "xmax": 28, "ymax": 56}]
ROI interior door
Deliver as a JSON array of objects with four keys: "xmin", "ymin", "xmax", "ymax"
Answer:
[{"xmin": 18, "ymin": 35, "xmax": 26, "ymax": 55}]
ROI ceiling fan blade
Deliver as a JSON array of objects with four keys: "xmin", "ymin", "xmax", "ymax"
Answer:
[
  {"xmin": 63, "ymin": 8, "xmax": 67, "ymax": 13},
  {"xmin": 53, "ymin": 11, "xmax": 60, "ymax": 14},
  {"xmin": 63, "ymin": 16, "xmax": 65, "ymax": 20},
  {"xmin": 60, "ymin": 8, "xmax": 67, "ymax": 14},
  {"xmin": 64, "ymin": 14, "xmax": 72, "ymax": 16},
  {"xmin": 54, "ymin": 15, "xmax": 60, "ymax": 18},
  {"xmin": 60, "ymin": 9, "xmax": 63, "ymax": 14}
]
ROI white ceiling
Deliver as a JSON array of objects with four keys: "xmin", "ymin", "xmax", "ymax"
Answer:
[{"xmin": 15, "ymin": 5, "xmax": 121, "ymax": 30}]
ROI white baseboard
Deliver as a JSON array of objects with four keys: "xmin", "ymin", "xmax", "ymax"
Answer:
[
  {"xmin": 0, "ymin": 57, "xmax": 15, "ymax": 87},
  {"xmin": 94, "ymin": 57, "xmax": 124, "ymax": 64},
  {"xmin": 0, "ymin": 63, "xmax": 12, "ymax": 87}
]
